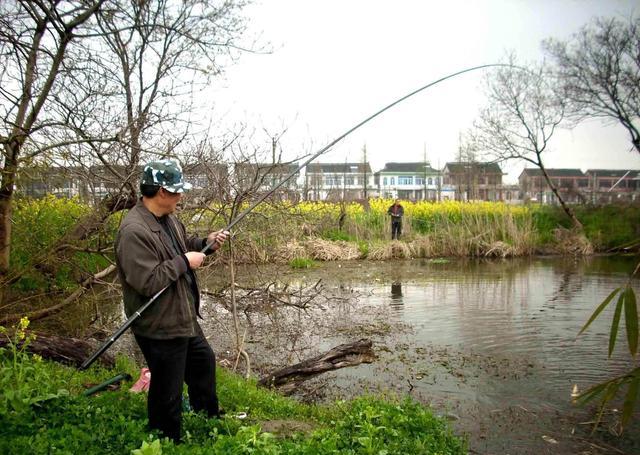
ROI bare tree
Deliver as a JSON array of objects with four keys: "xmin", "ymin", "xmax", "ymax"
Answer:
[
  {"xmin": 0, "ymin": 0, "xmax": 252, "ymax": 303},
  {"xmin": 59, "ymin": 0, "xmax": 250, "ymax": 237},
  {"xmin": 543, "ymin": 16, "xmax": 640, "ymax": 153},
  {"xmin": 545, "ymin": 18, "xmax": 640, "ymax": 433},
  {"xmin": 0, "ymin": 1, "xmax": 257, "ymax": 332},
  {"xmin": 0, "ymin": 1, "xmax": 104, "ymax": 298},
  {"xmin": 470, "ymin": 58, "xmax": 582, "ymax": 229}
]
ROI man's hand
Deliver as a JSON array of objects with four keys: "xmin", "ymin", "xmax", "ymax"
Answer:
[
  {"xmin": 185, "ymin": 252, "xmax": 206, "ymax": 269},
  {"xmin": 207, "ymin": 230, "xmax": 230, "ymax": 251}
]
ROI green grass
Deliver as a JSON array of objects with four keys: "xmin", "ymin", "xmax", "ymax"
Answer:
[
  {"xmin": 0, "ymin": 350, "xmax": 466, "ymax": 454},
  {"xmin": 574, "ymin": 205, "xmax": 640, "ymax": 250},
  {"xmin": 320, "ymin": 229, "xmax": 355, "ymax": 242},
  {"xmin": 288, "ymin": 257, "xmax": 317, "ymax": 269},
  {"xmin": 530, "ymin": 204, "xmax": 640, "ymax": 250}
]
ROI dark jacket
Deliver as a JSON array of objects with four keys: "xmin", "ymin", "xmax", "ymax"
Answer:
[
  {"xmin": 115, "ymin": 200, "xmax": 209, "ymax": 339},
  {"xmin": 387, "ymin": 203, "xmax": 404, "ymax": 220}
]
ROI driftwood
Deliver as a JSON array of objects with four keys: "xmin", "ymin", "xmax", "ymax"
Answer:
[
  {"xmin": 0, "ymin": 332, "xmax": 115, "ymax": 369},
  {"xmin": 259, "ymin": 338, "xmax": 375, "ymax": 394}
]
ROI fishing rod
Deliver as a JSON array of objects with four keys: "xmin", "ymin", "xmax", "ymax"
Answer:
[{"xmin": 80, "ymin": 62, "xmax": 512, "ymax": 370}]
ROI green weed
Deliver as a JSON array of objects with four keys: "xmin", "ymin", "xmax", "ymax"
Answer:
[
  {"xmin": 0, "ymin": 354, "xmax": 465, "ymax": 455},
  {"xmin": 0, "ymin": 318, "xmax": 69, "ymax": 415},
  {"xmin": 289, "ymin": 257, "xmax": 316, "ymax": 269}
]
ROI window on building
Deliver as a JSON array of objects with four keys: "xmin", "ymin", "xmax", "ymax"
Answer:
[
  {"xmin": 324, "ymin": 176, "xmax": 341, "ymax": 186},
  {"xmin": 345, "ymin": 176, "xmax": 354, "ymax": 185},
  {"xmin": 415, "ymin": 177, "xmax": 424, "ymax": 185},
  {"xmin": 390, "ymin": 177, "xmax": 395, "ymax": 185},
  {"xmin": 383, "ymin": 177, "xmax": 387, "ymax": 186},
  {"xmin": 398, "ymin": 176, "xmax": 413, "ymax": 185},
  {"xmin": 428, "ymin": 177, "xmax": 433, "ymax": 185}
]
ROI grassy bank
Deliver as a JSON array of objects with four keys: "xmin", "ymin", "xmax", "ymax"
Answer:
[
  {"xmin": 8, "ymin": 197, "xmax": 638, "ymax": 294},
  {"xmin": 187, "ymin": 199, "xmax": 638, "ymax": 262},
  {"xmin": 0, "ymin": 322, "xmax": 465, "ymax": 454}
]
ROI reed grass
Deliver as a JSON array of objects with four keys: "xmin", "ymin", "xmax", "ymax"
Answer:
[{"xmin": 183, "ymin": 199, "xmax": 568, "ymax": 261}]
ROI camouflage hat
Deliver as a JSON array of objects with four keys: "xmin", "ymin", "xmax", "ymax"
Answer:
[{"xmin": 141, "ymin": 160, "xmax": 192, "ymax": 193}]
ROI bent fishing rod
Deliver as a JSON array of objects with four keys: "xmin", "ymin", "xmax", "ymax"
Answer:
[{"xmin": 80, "ymin": 63, "xmax": 511, "ymax": 370}]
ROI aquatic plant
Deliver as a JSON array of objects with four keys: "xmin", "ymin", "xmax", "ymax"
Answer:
[{"xmin": 575, "ymin": 262, "xmax": 639, "ymax": 433}]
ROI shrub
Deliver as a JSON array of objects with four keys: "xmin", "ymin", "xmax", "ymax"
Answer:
[{"xmin": 11, "ymin": 196, "xmax": 113, "ymax": 292}]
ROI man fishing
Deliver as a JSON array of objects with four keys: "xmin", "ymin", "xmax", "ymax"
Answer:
[
  {"xmin": 115, "ymin": 159, "xmax": 229, "ymax": 443},
  {"xmin": 387, "ymin": 198, "xmax": 404, "ymax": 240}
]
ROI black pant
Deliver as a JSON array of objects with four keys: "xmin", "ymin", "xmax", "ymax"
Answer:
[
  {"xmin": 391, "ymin": 220, "xmax": 402, "ymax": 240},
  {"xmin": 135, "ymin": 331, "xmax": 219, "ymax": 442}
]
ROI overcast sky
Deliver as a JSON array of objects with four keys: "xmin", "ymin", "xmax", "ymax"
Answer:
[{"xmin": 206, "ymin": 0, "xmax": 640, "ymax": 183}]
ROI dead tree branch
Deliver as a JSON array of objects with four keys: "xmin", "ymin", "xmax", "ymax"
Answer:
[{"xmin": 259, "ymin": 339, "xmax": 375, "ymax": 395}]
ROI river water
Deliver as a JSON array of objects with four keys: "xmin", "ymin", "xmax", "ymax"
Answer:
[{"xmin": 197, "ymin": 256, "xmax": 639, "ymax": 454}]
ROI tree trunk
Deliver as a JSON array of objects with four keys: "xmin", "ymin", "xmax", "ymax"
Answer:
[
  {"xmin": 0, "ymin": 331, "xmax": 115, "ymax": 369},
  {"xmin": 0, "ymin": 153, "xmax": 18, "ymax": 304},
  {"xmin": 63, "ymin": 192, "xmax": 136, "ymax": 243},
  {"xmin": 259, "ymin": 339, "xmax": 375, "ymax": 394},
  {"xmin": 540, "ymin": 166, "xmax": 583, "ymax": 230}
]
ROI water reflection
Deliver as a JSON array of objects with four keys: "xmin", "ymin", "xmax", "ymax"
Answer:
[
  {"xmin": 390, "ymin": 281, "xmax": 403, "ymax": 299},
  {"xmin": 390, "ymin": 281, "xmax": 403, "ymax": 312}
]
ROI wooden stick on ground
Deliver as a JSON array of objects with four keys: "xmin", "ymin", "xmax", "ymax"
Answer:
[{"xmin": 259, "ymin": 338, "xmax": 375, "ymax": 394}]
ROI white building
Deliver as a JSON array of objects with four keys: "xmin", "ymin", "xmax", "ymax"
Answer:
[
  {"xmin": 374, "ymin": 162, "xmax": 442, "ymax": 200},
  {"xmin": 304, "ymin": 162, "xmax": 373, "ymax": 201}
]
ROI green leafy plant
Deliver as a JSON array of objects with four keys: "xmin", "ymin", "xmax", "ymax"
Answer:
[
  {"xmin": 357, "ymin": 240, "xmax": 369, "ymax": 257},
  {"xmin": 0, "ymin": 357, "xmax": 465, "ymax": 454},
  {"xmin": 575, "ymin": 262, "xmax": 639, "ymax": 433},
  {"xmin": 11, "ymin": 195, "xmax": 113, "ymax": 292},
  {"xmin": 0, "ymin": 318, "xmax": 68, "ymax": 414},
  {"xmin": 131, "ymin": 438, "xmax": 162, "ymax": 455}
]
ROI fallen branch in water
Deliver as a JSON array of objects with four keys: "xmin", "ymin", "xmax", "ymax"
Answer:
[
  {"xmin": 259, "ymin": 339, "xmax": 375, "ymax": 395},
  {"xmin": 204, "ymin": 278, "xmax": 327, "ymax": 312}
]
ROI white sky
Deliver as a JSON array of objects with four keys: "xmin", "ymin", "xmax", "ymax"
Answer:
[{"xmin": 205, "ymin": 0, "xmax": 640, "ymax": 183}]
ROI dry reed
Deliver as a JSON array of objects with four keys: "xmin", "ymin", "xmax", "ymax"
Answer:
[
  {"xmin": 277, "ymin": 240, "xmax": 307, "ymax": 262},
  {"xmin": 368, "ymin": 240, "xmax": 413, "ymax": 260},
  {"xmin": 552, "ymin": 228, "xmax": 594, "ymax": 255},
  {"xmin": 304, "ymin": 238, "xmax": 360, "ymax": 261}
]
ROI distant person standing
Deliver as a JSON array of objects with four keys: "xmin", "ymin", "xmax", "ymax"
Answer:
[{"xmin": 387, "ymin": 199, "xmax": 404, "ymax": 240}]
